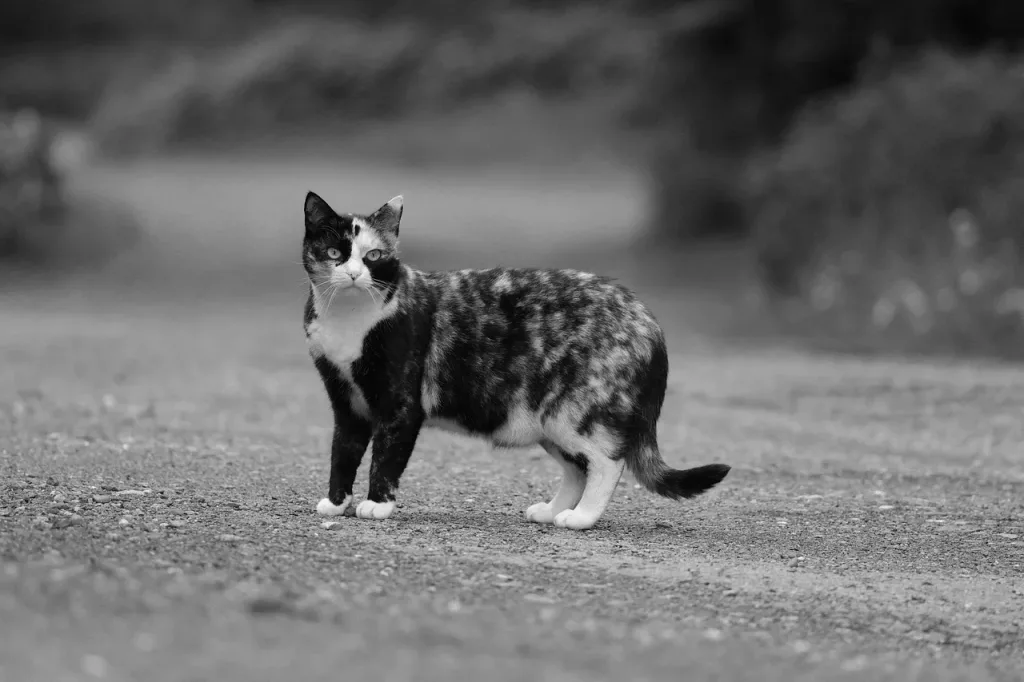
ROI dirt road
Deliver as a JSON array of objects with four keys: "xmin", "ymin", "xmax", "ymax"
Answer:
[{"xmin": 1, "ymin": 159, "xmax": 1021, "ymax": 681}]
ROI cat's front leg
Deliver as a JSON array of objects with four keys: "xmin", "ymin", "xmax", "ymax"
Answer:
[
  {"xmin": 316, "ymin": 411, "xmax": 372, "ymax": 517},
  {"xmin": 355, "ymin": 408, "xmax": 424, "ymax": 521}
]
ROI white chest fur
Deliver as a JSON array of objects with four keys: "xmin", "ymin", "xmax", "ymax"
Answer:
[{"xmin": 307, "ymin": 288, "xmax": 397, "ymax": 416}]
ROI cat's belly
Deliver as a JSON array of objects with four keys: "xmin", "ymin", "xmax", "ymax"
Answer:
[{"xmin": 424, "ymin": 403, "xmax": 544, "ymax": 448}]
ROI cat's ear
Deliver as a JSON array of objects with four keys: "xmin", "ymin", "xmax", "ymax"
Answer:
[
  {"xmin": 304, "ymin": 191, "xmax": 333, "ymax": 233},
  {"xmin": 369, "ymin": 195, "xmax": 403, "ymax": 236}
]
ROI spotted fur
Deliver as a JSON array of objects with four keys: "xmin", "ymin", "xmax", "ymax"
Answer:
[{"xmin": 303, "ymin": 191, "xmax": 730, "ymax": 530}]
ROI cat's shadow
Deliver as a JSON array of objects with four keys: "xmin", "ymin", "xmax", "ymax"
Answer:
[{"xmin": 390, "ymin": 509, "xmax": 701, "ymax": 541}]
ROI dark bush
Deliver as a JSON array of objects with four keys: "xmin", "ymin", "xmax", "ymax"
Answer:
[
  {"xmin": 0, "ymin": 110, "xmax": 64, "ymax": 257},
  {"xmin": 746, "ymin": 50, "xmax": 1024, "ymax": 358}
]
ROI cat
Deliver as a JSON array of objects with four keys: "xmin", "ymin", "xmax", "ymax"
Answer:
[{"xmin": 303, "ymin": 191, "xmax": 730, "ymax": 531}]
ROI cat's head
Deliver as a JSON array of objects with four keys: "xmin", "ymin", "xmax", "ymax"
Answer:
[{"xmin": 302, "ymin": 192, "xmax": 403, "ymax": 294}]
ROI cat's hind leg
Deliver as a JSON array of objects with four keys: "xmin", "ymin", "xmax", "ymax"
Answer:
[
  {"xmin": 525, "ymin": 441, "xmax": 586, "ymax": 524},
  {"xmin": 550, "ymin": 426, "xmax": 625, "ymax": 531}
]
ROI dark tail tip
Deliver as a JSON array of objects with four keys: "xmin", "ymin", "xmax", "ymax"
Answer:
[{"xmin": 652, "ymin": 463, "xmax": 731, "ymax": 500}]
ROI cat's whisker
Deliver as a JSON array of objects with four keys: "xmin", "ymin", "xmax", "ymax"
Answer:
[{"xmin": 366, "ymin": 285, "xmax": 385, "ymax": 307}]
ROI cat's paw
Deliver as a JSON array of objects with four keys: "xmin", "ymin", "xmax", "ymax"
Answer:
[
  {"xmin": 553, "ymin": 508, "xmax": 598, "ymax": 531},
  {"xmin": 316, "ymin": 496, "xmax": 351, "ymax": 517},
  {"xmin": 525, "ymin": 502, "xmax": 555, "ymax": 524},
  {"xmin": 355, "ymin": 500, "xmax": 395, "ymax": 520}
]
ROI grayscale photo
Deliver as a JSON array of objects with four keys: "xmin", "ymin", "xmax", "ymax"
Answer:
[{"xmin": 1, "ymin": 1, "xmax": 1021, "ymax": 680}]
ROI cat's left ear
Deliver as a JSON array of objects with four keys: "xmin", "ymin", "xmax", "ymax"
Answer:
[{"xmin": 369, "ymin": 195, "xmax": 403, "ymax": 236}]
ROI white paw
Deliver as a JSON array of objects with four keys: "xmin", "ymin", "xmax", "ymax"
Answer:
[
  {"xmin": 553, "ymin": 508, "xmax": 598, "ymax": 531},
  {"xmin": 525, "ymin": 502, "xmax": 555, "ymax": 524},
  {"xmin": 355, "ymin": 500, "xmax": 396, "ymax": 520},
  {"xmin": 316, "ymin": 496, "xmax": 351, "ymax": 517}
]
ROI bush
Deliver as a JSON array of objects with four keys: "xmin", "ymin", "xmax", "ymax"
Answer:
[
  {"xmin": 0, "ymin": 110, "xmax": 65, "ymax": 257},
  {"xmin": 747, "ymin": 50, "xmax": 1024, "ymax": 358},
  {"xmin": 90, "ymin": 9, "xmax": 651, "ymax": 156}
]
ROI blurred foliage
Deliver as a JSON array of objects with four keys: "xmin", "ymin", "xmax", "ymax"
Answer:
[
  {"xmin": 0, "ymin": 111, "xmax": 64, "ymax": 257},
  {"xmin": 747, "ymin": 50, "xmax": 1024, "ymax": 358},
  {"xmin": 89, "ymin": 9, "xmax": 651, "ymax": 155},
  {"xmin": 640, "ymin": 0, "xmax": 1024, "ymax": 241}
]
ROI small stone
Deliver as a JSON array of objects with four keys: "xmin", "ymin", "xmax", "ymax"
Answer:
[
  {"xmin": 118, "ymin": 518, "xmax": 132, "ymax": 527},
  {"xmin": 217, "ymin": 534, "xmax": 244, "ymax": 543},
  {"xmin": 998, "ymin": 533, "xmax": 1019, "ymax": 539},
  {"xmin": 654, "ymin": 520, "xmax": 674, "ymax": 529},
  {"xmin": 168, "ymin": 519, "xmax": 185, "ymax": 528},
  {"xmin": 878, "ymin": 505, "xmax": 894, "ymax": 511},
  {"xmin": 69, "ymin": 514, "xmax": 84, "ymax": 526},
  {"xmin": 320, "ymin": 521, "xmax": 343, "ymax": 531},
  {"xmin": 46, "ymin": 476, "xmax": 60, "ymax": 487},
  {"xmin": 92, "ymin": 495, "xmax": 112, "ymax": 503},
  {"xmin": 703, "ymin": 628, "xmax": 724, "ymax": 641},
  {"xmin": 722, "ymin": 589, "xmax": 739, "ymax": 597},
  {"xmin": 52, "ymin": 492, "xmax": 67, "ymax": 504},
  {"xmin": 791, "ymin": 640, "xmax": 812, "ymax": 654},
  {"xmin": 133, "ymin": 632, "xmax": 156, "ymax": 652},
  {"xmin": 105, "ymin": 532, "xmax": 121, "ymax": 540},
  {"xmin": 787, "ymin": 557, "xmax": 804, "ymax": 568},
  {"xmin": 115, "ymin": 489, "xmax": 151, "ymax": 497},
  {"xmin": 81, "ymin": 653, "xmax": 108, "ymax": 678},
  {"xmin": 52, "ymin": 517, "xmax": 73, "ymax": 529},
  {"xmin": 32, "ymin": 516, "xmax": 52, "ymax": 530}
]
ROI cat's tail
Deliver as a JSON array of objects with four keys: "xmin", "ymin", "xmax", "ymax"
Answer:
[{"xmin": 626, "ymin": 444, "xmax": 731, "ymax": 500}]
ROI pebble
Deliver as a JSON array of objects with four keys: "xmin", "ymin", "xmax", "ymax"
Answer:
[
  {"xmin": 118, "ymin": 518, "xmax": 132, "ymax": 527},
  {"xmin": 52, "ymin": 517, "xmax": 73, "ymax": 530},
  {"xmin": 169, "ymin": 519, "xmax": 186, "ymax": 528},
  {"xmin": 654, "ymin": 520, "xmax": 674, "ymax": 529},
  {"xmin": 92, "ymin": 495, "xmax": 112, "ymax": 504},
  {"xmin": 81, "ymin": 653, "xmax": 108, "ymax": 678},
  {"xmin": 791, "ymin": 640, "xmax": 812, "ymax": 654},
  {"xmin": 320, "ymin": 521, "xmax": 343, "ymax": 531},
  {"xmin": 115, "ymin": 489, "xmax": 152, "ymax": 497},
  {"xmin": 703, "ymin": 628, "xmax": 724, "ymax": 641},
  {"xmin": 70, "ymin": 514, "xmax": 84, "ymax": 526},
  {"xmin": 217, "ymin": 534, "xmax": 244, "ymax": 543}
]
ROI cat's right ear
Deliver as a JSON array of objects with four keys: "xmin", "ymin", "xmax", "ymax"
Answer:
[{"xmin": 304, "ymin": 191, "xmax": 333, "ymax": 233}]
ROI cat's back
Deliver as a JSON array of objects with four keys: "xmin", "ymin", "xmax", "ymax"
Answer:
[{"xmin": 419, "ymin": 266, "xmax": 662, "ymax": 342}]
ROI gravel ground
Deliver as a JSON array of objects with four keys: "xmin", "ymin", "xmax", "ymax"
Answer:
[{"xmin": 1, "ymin": 159, "xmax": 1022, "ymax": 681}]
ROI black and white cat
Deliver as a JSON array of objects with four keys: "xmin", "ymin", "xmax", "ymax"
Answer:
[{"xmin": 303, "ymin": 192, "xmax": 730, "ymax": 531}]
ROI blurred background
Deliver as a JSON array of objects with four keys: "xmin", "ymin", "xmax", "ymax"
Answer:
[{"xmin": 3, "ymin": 0, "xmax": 1024, "ymax": 359}]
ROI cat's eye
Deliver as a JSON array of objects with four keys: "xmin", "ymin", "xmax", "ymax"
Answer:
[
  {"xmin": 326, "ymin": 248, "xmax": 341, "ymax": 260},
  {"xmin": 365, "ymin": 249, "xmax": 382, "ymax": 262}
]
